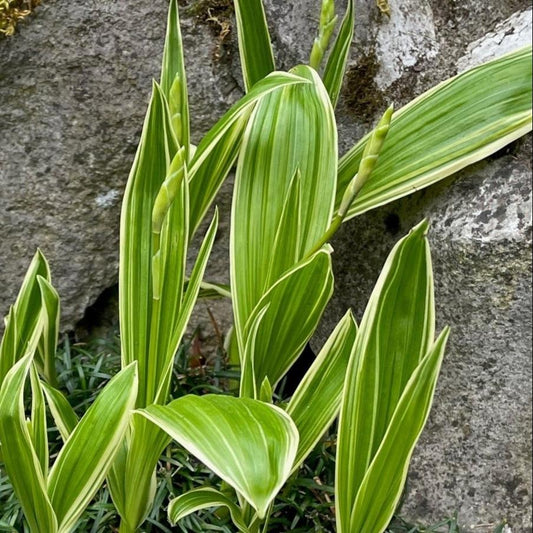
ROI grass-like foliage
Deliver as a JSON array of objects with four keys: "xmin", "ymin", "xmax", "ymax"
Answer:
[{"xmin": 0, "ymin": 0, "xmax": 531, "ymax": 531}]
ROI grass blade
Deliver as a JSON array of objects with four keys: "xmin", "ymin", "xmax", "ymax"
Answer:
[{"xmin": 337, "ymin": 47, "xmax": 533, "ymax": 219}]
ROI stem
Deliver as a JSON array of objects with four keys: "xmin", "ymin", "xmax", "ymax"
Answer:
[{"xmin": 305, "ymin": 105, "xmax": 394, "ymax": 258}]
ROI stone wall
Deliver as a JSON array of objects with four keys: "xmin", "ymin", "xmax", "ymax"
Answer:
[{"xmin": 1, "ymin": 0, "xmax": 531, "ymax": 529}]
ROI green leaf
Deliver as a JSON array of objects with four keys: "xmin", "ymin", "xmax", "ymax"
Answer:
[
  {"xmin": 119, "ymin": 81, "xmax": 177, "ymax": 406},
  {"xmin": 29, "ymin": 364, "xmax": 48, "ymax": 477},
  {"xmin": 41, "ymin": 382, "xmax": 78, "ymax": 442},
  {"xmin": 338, "ymin": 46, "xmax": 533, "ymax": 219},
  {"xmin": 0, "ymin": 250, "xmax": 49, "ymax": 386},
  {"xmin": 138, "ymin": 395, "xmax": 299, "ymax": 518},
  {"xmin": 145, "ymin": 150, "xmax": 189, "ymax": 406},
  {"xmin": 0, "ymin": 354, "xmax": 57, "ymax": 533},
  {"xmin": 231, "ymin": 65, "xmax": 337, "ymax": 362},
  {"xmin": 242, "ymin": 249, "xmax": 334, "ymax": 394},
  {"xmin": 349, "ymin": 328, "xmax": 449, "ymax": 533},
  {"xmin": 47, "ymin": 362, "xmax": 138, "ymax": 533},
  {"xmin": 36, "ymin": 276, "xmax": 60, "ymax": 387},
  {"xmin": 335, "ymin": 220, "xmax": 436, "ymax": 533},
  {"xmin": 233, "ymin": 0, "xmax": 275, "ymax": 91},
  {"xmin": 287, "ymin": 310, "xmax": 357, "ymax": 471},
  {"xmin": 154, "ymin": 208, "xmax": 219, "ymax": 404},
  {"xmin": 107, "ymin": 416, "xmax": 170, "ymax": 532},
  {"xmin": 188, "ymin": 71, "xmax": 311, "ymax": 236},
  {"xmin": 168, "ymin": 487, "xmax": 249, "ymax": 532},
  {"xmin": 322, "ymin": 0, "xmax": 354, "ymax": 108},
  {"xmin": 160, "ymin": 0, "xmax": 189, "ymax": 157}
]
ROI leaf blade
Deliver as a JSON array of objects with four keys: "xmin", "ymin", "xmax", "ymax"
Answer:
[
  {"xmin": 47, "ymin": 363, "xmax": 138, "ymax": 533},
  {"xmin": 338, "ymin": 47, "xmax": 533, "ymax": 219},
  {"xmin": 287, "ymin": 310, "xmax": 357, "ymax": 471},
  {"xmin": 233, "ymin": 0, "xmax": 275, "ymax": 91},
  {"xmin": 335, "ymin": 220, "xmax": 435, "ymax": 533},
  {"xmin": 138, "ymin": 395, "xmax": 299, "ymax": 518}
]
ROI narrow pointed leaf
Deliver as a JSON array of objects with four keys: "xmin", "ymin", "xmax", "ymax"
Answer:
[
  {"xmin": 168, "ymin": 487, "xmax": 248, "ymax": 532},
  {"xmin": 350, "ymin": 329, "xmax": 449, "ymax": 533},
  {"xmin": 119, "ymin": 81, "xmax": 177, "ymax": 405},
  {"xmin": 138, "ymin": 395, "xmax": 299, "ymax": 518},
  {"xmin": 0, "ymin": 355, "xmax": 57, "ymax": 533},
  {"xmin": 36, "ymin": 276, "xmax": 60, "ymax": 386},
  {"xmin": 48, "ymin": 363, "xmax": 138, "ymax": 533},
  {"xmin": 145, "ymin": 152, "xmax": 189, "ymax": 406},
  {"xmin": 155, "ymin": 209, "xmax": 218, "ymax": 404},
  {"xmin": 234, "ymin": 0, "xmax": 275, "ymax": 91},
  {"xmin": 231, "ymin": 65, "xmax": 337, "ymax": 348},
  {"xmin": 287, "ymin": 310, "xmax": 357, "ymax": 471},
  {"xmin": 322, "ymin": 0, "xmax": 354, "ymax": 108},
  {"xmin": 336, "ymin": 220, "xmax": 435, "ymax": 533},
  {"xmin": 244, "ymin": 249, "xmax": 334, "ymax": 392},
  {"xmin": 41, "ymin": 382, "xmax": 78, "ymax": 442},
  {"xmin": 188, "ymin": 72, "xmax": 311, "ymax": 235},
  {"xmin": 338, "ymin": 47, "xmax": 533, "ymax": 219},
  {"xmin": 107, "ymin": 416, "xmax": 170, "ymax": 531},
  {"xmin": 0, "ymin": 250, "xmax": 49, "ymax": 385},
  {"xmin": 160, "ymin": 0, "xmax": 189, "ymax": 157},
  {"xmin": 30, "ymin": 364, "xmax": 48, "ymax": 477}
]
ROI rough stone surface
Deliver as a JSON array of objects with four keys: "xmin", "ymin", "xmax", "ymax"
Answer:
[{"xmin": 1, "ymin": 0, "xmax": 532, "ymax": 529}]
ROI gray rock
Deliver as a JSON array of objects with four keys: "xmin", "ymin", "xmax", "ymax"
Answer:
[{"xmin": 1, "ymin": 0, "xmax": 531, "ymax": 529}]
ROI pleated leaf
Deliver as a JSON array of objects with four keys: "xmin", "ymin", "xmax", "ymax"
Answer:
[
  {"xmin": 188, "ymin": 72, "xmax": 310, "ymax": 235},
  {"xmin": 47, "ymin": 362, "xmax": 138, "ymax": 533},
  {"xmin": 41, "ymin": 382, "xmax": 78, "ymax": 442},
  {"xmin": 287, "ymin": 310, "xmax": 357, "ymax": 471},
  {"xmin": 243, "ymin": 248, "xmax": 334, "ymax": 393},
  {"xmin": 138, "ymin": 394, "xmax": 299, "ymax": 518},
  {"xmin": 0, "ymin": 354, "xmax": 57, "ymax": 533},
  {"xmin": 350, "ymin": 328, "xmax": 449, "ymax": 533},
  {"xmin": 337, "ymin": 46, "xmax": 532, "ymax": 219},
  {"xmin": 0, "ymin": 250, "xmax": 49, "ymax": 385},
  {"xmin": 29, "ymin": 364, "xmax": 48, "ymax": 477},
  {"xmin": 107, "ymin": 415, "xmax": 171, "ymax": 531},
  {"xmin": 119, "ymin": 81, "xmax": 177, "ymax": 405},
  {"xmin": 231, "ymin": 65, "xmax": 337, "ymax": 357},
  {"xmin": 154, "ymin": 209, "xmax": 219, "ymax": 405},
  {"xmin": 335, "ymin": 220, "xmax": 436, "ymax": 533},
  {"xmin": 322, "ymin": 0, "xmax": 354, "ymax": 108},
  {"xmin": 168, "ymin": 487, "xmax": 248, "ymax": 532},
  {"xmin": 160, "ymin": 0, "xmax": 189, "ymax": 158},
  {"xmin": 234, "ymin": 0, "xmax": 275, "ymax": 91},
  {"xmin": 36, "ymin": 276, "xmax": 60, "ymax": 387},
  {"xmin": 144, "ymin": 152, "xmax": 189, "ymax": 406}
]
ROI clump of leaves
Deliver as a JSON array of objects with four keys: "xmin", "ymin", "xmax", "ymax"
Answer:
[{"xmin": 0, "ymin": 0, "xmax": 39, "ymax": 36}]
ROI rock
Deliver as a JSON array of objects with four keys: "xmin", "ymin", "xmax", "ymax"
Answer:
[
  {"xmin": 0, "ymin": 0, "xmax": 241, "ymax": 331},
  {"xmin": 1, "ymin": 0, "xmax": 531, "ymax": 529}
]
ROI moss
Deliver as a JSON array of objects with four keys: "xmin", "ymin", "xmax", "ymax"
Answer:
[
  {"xmin": 183, "ymin": 0, "xmax": 234, "ymax": 60},
  {"xmin": 343, "ymin": 49, "xmax": 386, "ymax": 124},
  {"xmin": 0, "ymin": 0, "xmax": 40, "ymax": 36}
]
